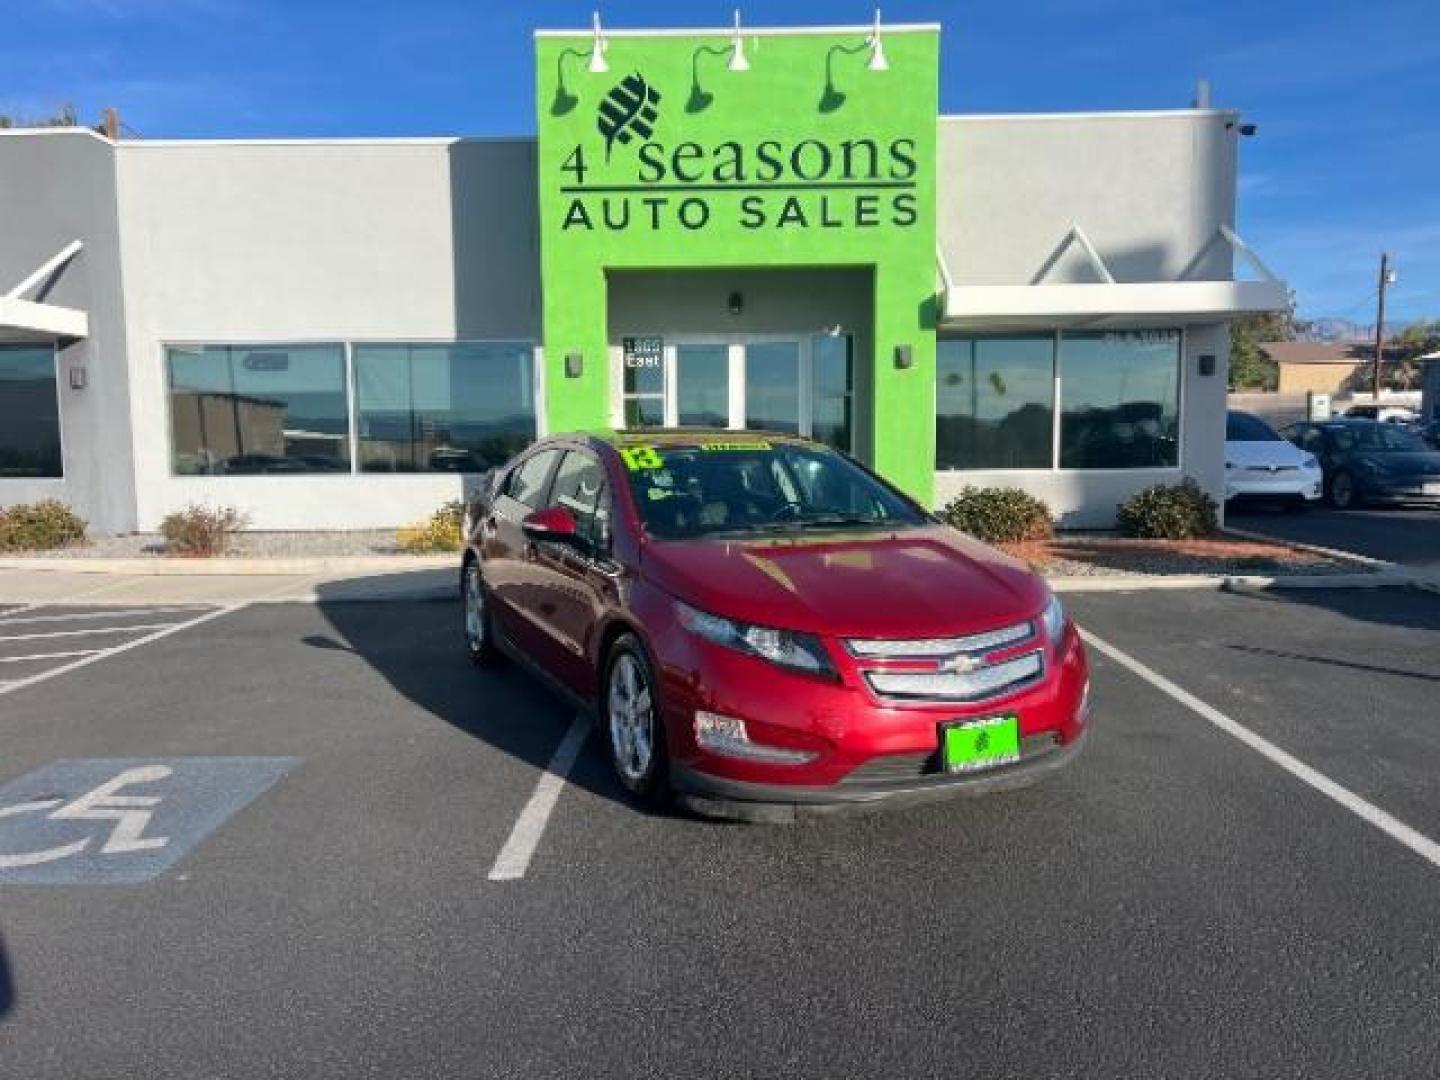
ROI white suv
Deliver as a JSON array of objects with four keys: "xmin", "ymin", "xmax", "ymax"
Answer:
[{"xmin": 1225, "ymin": 411, "xmax": 1323, "ymax": 510}]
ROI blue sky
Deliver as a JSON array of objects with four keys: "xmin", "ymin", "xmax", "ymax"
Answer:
[{"xmin": 6, "ymin": 0, "xmax": 1438, "ymax": 326}]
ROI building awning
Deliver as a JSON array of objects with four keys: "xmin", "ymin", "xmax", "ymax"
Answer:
[
  {"xmin": 937, "ymin": 224, "xmax": 1289, "ymax": 331},
  {"xmin": 1, "ymin": 240, "xmax": 88, "ymax": 342}
]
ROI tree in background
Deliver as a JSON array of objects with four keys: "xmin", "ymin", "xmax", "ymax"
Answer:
[
  {"xmin": 1389, "ymin": 319, "xmax": 1440, "ymax": 390},
  {"xmin": 1228, "ymin": 294, "xmax": 1304, "ymax": 391},
  {"xmin": 0, "ymin": 104, "xmax": 80, "ymax": 129}
]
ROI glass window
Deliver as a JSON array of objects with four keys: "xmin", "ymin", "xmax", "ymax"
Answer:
[
  {"xmin": 550, "ymin": 450, "xmax": 612, "ymax": 551},
  {"xmin": 811, "ymin": 335, "xmax": 853, "ymax": 453},
  {"xmin": 936, "ymin": 336, "xmax": 1054, "ymax": 469},
  {"xmin": 745, "ymin": 342, "xmax": 801, "ymax": 434},
  {"xmin": 1226, "ymin": 411, "xmax": 1281, "ymax": 442},
  {"xmin": 167, "ymin": 344, "xmax": 349, "ymax": 474},
  {"xmin": 621, "ymin": 347, "xmax": 665, "ymax": 429},
  {"xmin": 675, "ymin": 344, "xmax": 729, "ymax": 427},
  {"xmin": 1059, "ymin": 330, "xmax": 1180, "ymax": 469},
  {"xmin": 505, "ymin": 449, "xmax": 561, "ymax": 509},
  {"xmin": 354, "ymin": 342, "xmax": 533, "ymax": 473},
  {"xmin": 0, "ymin": 345, "xmax": 62, "ymax": 478}
]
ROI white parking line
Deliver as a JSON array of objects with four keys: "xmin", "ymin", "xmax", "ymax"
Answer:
[
  {"xmin": 488, "ymin": 715, "xmax": 590, "ymax": 882},
  {"xmin": 0, "ymin": 604, "xmax": 242, "ymax": 699},
  {"xmin": 1080, "ymin": 628, "xmax": 1440, "ymax": 870},
  {"xmin": 0, "ymin": 622, "xmax": 178, "ymax": 642},
  {"xmin": 0, "ymin": 649, "xmax": 105, "ymax": 663},
  {"xmin": 0, "ymin": 606, "xmax": 211, "ymax": 626}
]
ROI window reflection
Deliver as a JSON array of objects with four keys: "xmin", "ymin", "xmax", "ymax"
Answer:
[
  {"xmin": 0, "ymin": 345, "xmax": 62, "ymax": 478},
  {"xmin": 936, "ymin": 336, "xmax": 1054, "ymax": 469},
  {"xmin": 167, "ymin": 344, "xmax": 349, "ymax": 475},
  {"xmin": 354, "ymin": 342, "xmax": 534, "ymax": 472},
  {"xmin": 1059, "ymin": 331, "xmax": 1179, "ymax": 468}
]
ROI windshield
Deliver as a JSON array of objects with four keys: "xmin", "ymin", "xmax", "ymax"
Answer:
[
  {"xmin": 1226, "ymin": 412, "xmax": 1282, "ymax": 442},
  {"xmin": 1327, "ymin": 423, "xmax": 1429, "ymax": 452},
  {"xmin": 617, "ymin": 438, "xmax": 927, "ymax": 539}
]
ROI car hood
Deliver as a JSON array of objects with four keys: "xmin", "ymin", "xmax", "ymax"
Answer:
[
  {"xmin": 641, "ymin": 525, "xmax": 1048, "ymax": 639},
  {"xmin": 1352, "ymin": 451, "xmax": 1440, "ymax": 477},
  {"xmin": 1226, "ymin": 439, "xmax": 1311, "ymax": 468}
]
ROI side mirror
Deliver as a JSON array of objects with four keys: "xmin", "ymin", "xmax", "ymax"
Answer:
[{"xmin": 521, "ymin": 506, "xmax": 580, "ymax": 545}]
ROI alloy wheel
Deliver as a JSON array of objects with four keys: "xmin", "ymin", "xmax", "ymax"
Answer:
[
  {"xmin": 464, "ymin": 563, "xmax": 485, "ymax": 652},
  {"xmin": 608, "ymin": 653, "xmax": 654, "ymax": 784}
]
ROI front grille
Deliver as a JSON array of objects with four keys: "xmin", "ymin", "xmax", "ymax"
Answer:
[
  {"xmin": 840, "ymin": 732, "xmax": 1061, "ymax": 786},
  {"xmin": 845, "ymin": 621, "xmax": 1034, "ymax": 658}
]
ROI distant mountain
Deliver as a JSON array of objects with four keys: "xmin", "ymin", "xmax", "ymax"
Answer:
[{"xmin": 1298, "ymin": 316, "xmax": 1426, "ymax": 343}]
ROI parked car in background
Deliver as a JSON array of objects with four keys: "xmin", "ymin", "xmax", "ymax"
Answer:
[
  {"xmin": 1342, "ymin": 403, "xmax": 1418, "ymax": 424},
  {"xmin": 1224, "ymin": 410, "xmax": 1322, "ymax": 511},
  {"xmin": 1280, "ymin": 419, "xmax": 1440, "ymax": 509},
  {"xmin": 461, "ymin": 430, "xmax": 1090, "ymax": 820}
]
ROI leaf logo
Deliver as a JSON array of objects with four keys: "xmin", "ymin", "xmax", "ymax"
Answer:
[{"xmin": 597, "ymin": 73, "xmax": 661, "ymax": 160}]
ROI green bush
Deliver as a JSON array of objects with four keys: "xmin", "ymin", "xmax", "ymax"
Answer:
[
  {"xmin": 0, "ymin": 500, "xmax": 88, "ymax": 552},
  {"xmin": 938, "ymin": 486, "xmax": 1055, "ymax": 544},
  {"xmin": 159, "ymin": 503, "xmax": 248, "ymax": 557},
  {"xmin": 396, "ymin": 500, "xmax": 467, "ymax": 554},
  {"xmin": 1116, "ymin": 479, "xmax": 1218, "ymax": 540}
]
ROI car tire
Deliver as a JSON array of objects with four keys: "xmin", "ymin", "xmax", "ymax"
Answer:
[
  {"xmin": 602, "ymin": 633, "xmax": 669, "ymax": 802},
  {"xmin": 1328, "ymin": 470, "xmax": 1361, "ymax": 510},
  {"xmin": 462, "ymin": 557, "xmax": 501, "ymax": 666}
]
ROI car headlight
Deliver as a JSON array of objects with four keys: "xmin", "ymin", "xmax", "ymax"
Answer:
[
  {"xmin": 1041, "ymin": 593, "xmax": 1067, "ymax": 641},
  {"xmin": 675, "ymin": 601, "xmax": 837, "ymax": 680}
]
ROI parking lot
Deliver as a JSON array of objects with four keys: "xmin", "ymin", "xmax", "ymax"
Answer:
[
  {"xmin": 1, "ymin": 586, "xmax": 1438, "ymax": 1077},
  {"xmin": 1232, "ymin": 502, "xmax": 1440, "ymax": 572}
]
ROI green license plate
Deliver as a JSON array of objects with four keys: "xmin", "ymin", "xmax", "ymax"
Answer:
[{"xmin": 941, "ymin": 715, "xmax": 1021, "ymax": 773}]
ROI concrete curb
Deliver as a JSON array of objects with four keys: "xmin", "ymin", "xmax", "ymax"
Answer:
[
  {"xmin": 0, "ymin": 554, "xmax": 455, "ymax": 576},
  {"xmin": 1048, "ymin": 571, "xmax": 1403, "ymax": 594},
  {"xmin": 1220, "ymin": 526, "xmax": 1391, "ymax": 569}
]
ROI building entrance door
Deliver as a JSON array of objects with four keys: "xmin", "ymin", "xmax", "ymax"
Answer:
[{"xmin": 614, "ymin": 334, "xmax": 854, "ymax": 453}]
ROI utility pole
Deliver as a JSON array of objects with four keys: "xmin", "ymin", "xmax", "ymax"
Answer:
[{"xmin": 1373, "ymin": 252, "xmax": 1392, "ymax": 402}]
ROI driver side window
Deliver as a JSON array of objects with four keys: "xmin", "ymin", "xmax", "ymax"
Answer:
[{"xmin": 550, "ymin": 450, "xmax": 612, "ymax": 553}]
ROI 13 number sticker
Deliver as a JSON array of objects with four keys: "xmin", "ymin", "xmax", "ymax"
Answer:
[{"xmin": 619, "ymin": 446, "xmax": 663, "ymax": 471}]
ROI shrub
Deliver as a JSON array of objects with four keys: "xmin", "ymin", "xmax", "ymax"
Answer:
[
  {"xmin": 396, "ymin": 500, "xmax": 466, "ymax": 554},
  {"xmin": 938, "ymin": 486, "xmax": 1055, "ymax": 545},
  {"xmin": 159, "ymin": 503, "xmax": 248, "ymax": 557},
  {"xmin": 1116, "ymin": 479, "xmax": 1218, "ymax": 540},
  {"xmin": 0, "ymin": 500, "xmax": 88, "ymax": 552}
]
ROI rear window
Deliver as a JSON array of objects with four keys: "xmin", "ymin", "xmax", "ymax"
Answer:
[
  {"xmin": 1226, "ymin": 412, "xmax": 1282, "ymax": 442},
  {"xmin": 616, "ymin": 439, "xmax": 925, "ymax": 540}
]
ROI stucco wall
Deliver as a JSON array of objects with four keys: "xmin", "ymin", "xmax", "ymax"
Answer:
[
  {"xmin": 0, "ymin": 130, "xmax": 137, "ymax": 532},
  {"xmin": 1276, "ymin": 363, "xmax": 1357, "ymax": 396},
  {"xmin": 113, "ymin": 138, "xmax": 542, "ymax": 530},
  {"xmin": 937, "ymin": 110, "xmax": 1238, "ymax": 286}
]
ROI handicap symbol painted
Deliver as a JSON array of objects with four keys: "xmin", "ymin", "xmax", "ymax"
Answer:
[{"xmin": 0, "ymin": 758, "xmax": 299, "ymax": 885}]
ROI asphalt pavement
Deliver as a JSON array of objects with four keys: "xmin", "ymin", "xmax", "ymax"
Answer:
[
  {"xmin": 0, "ymin": 589, "xmax": 1437, "ymax": 1078},
  {"xmin": 1231, "ymin": 502, "xmax": 1440, "ymax": 569}
]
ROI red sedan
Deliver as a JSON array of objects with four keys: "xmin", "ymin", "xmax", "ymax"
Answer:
[{"xmin": 461, "ymin": 431, "xmax": 1090, "ymax": 821}]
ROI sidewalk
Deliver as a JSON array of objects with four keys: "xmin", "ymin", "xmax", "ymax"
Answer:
[{"xmin": 0, "ymin": 564, "xmax": 456, "ymax": 605}]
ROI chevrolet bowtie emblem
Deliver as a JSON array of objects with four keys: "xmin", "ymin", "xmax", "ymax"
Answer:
[{"xmin": 937, "ymin": 654, "xmax": 983, "ymax": 674}]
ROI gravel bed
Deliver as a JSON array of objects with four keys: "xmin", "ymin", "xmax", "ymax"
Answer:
[
  {"xmin": 10, "ymin": 530, "xmax": 411, "ymax": 559},
  {"xmin": 1003, "ymin": 535, "xmax": 1367, "ymax": 578}
]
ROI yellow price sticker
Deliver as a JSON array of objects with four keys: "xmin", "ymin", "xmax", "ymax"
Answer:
[{"xmin": 619, "ymin": 446, "xmax": 663, "ymax": 471}]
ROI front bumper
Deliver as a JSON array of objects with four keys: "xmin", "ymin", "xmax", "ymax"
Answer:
[
  {"xmin": 1358, "ymin": 479, "xmax": 1440, "ymax": 505},
  {"xmin": 1225, "ymin": 473, "xmax": 1322, "ymax": 501},
  {"xmin": 674, "ymin": 727, "xmax": 1089, "ymax": 822}
]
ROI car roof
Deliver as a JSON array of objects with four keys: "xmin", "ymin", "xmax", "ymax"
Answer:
[{"xmin": 565, "ymin": 428, "xmax": 820, "ymax": 449}]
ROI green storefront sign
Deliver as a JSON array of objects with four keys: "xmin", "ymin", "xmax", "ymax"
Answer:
[{"xmin": 536, "ymin": 23, "xmax": 940, "ymax": 501}]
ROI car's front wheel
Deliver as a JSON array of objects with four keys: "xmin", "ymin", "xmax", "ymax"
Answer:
[
  {"xmin": 1328, "ymin": 470, "xmax": 1361, "ymax": 509},
  {"xmin": 603, "ymin": 634, "xmax": 668, "ymax": 801},
  {"xmin": 462, "ymin": 558, "xmax": 500, "ymax": 666}
]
